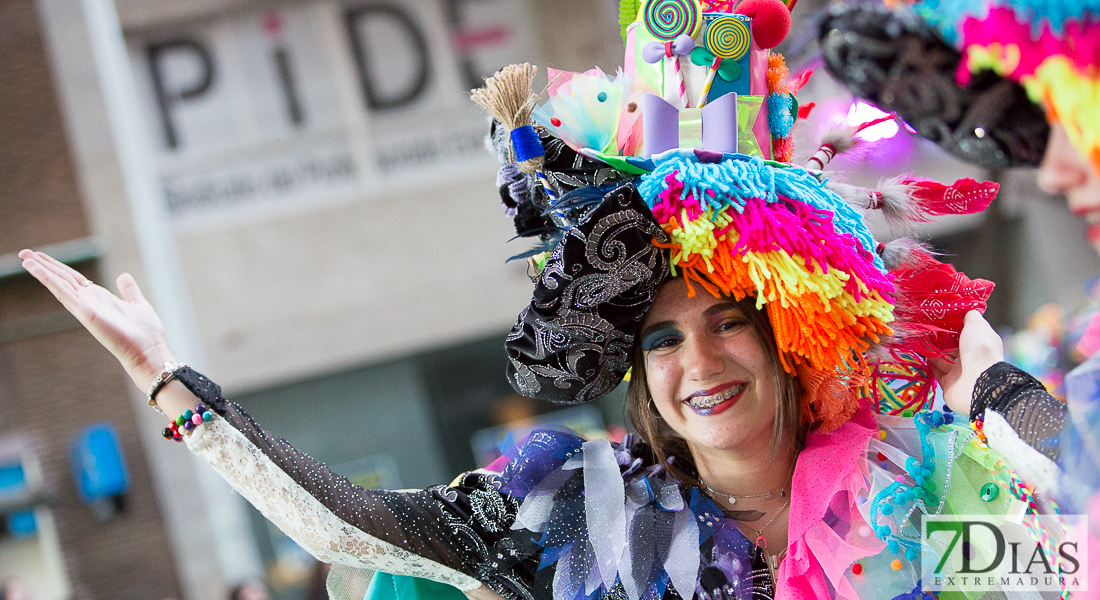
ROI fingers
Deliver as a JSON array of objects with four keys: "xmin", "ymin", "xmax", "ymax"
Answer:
[
  {"xmin": 116, "ymin": 273, "xmax": 147, "ymax": 304},
  {"xmin": 21, "ymin": 255, "xmax": 80, "ymax": 310},
  {"xmin": 959, "ymin": 310, "xmax": 1004, "ymax": 362},
  {"xmin": 25, "ymin": 250, "xmax": 87, "ymax": 289}
]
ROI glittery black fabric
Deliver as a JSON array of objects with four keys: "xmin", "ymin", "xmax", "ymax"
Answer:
[
  {"xmin": 819, "ymin": 2, "xmax": 1049, "ymax": 168},
  {"xmin": 213, "ymin": 400, "xmax": 545, "ymax": 598},
  {"xmin": 175, "ymin": 367, "xmax": 230, "ymax": 415},
  {"xmin": 504, "ymin": 183, "xmax": 669, "ymax": 404},
  {"xmin": 972, "ymin": 362, "xmax": 1067, "ymax": 461}
]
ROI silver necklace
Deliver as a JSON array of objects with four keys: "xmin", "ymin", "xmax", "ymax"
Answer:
[
  {"xmin": 751, "ymin": 499, "xmax": 790, "ymax": 579},
  {"xmin": 750, "ymin": 498, "xmax": 790, "ymax": 547},
  {"xmin": 700, "ymin": 480, "xmax": 786, "ymax": 505}
]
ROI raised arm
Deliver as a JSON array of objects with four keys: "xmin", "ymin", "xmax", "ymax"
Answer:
[
  {"xmin": 17, "ymin": 250, "xmax": 499, "ymax": 591},
  {"xmin": 931, "ymin": 310, "xmax": 1066, "ymax": 461}
]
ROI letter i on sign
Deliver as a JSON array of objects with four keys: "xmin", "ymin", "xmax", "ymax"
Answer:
[{"xmin": 263, "ymin": 11, "xmax": 305, "ymax": 126}]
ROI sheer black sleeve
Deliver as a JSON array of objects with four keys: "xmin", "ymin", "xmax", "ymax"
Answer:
[
  {"xmin": 175, "ymin": 369, "xmax": 535, "ymax": 596},
  {"xmin": 971, "ymin": 361, "xmax": 1067, "ymax": 461}
]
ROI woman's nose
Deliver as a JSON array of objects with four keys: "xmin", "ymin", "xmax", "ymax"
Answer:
[
  {"xmin": 1038, "ymin": 124, "xmax": 1089, "ymax": 198},
  {"xmin": 682, "ymin": 334, "xmax": 725, "ymax": 381}
]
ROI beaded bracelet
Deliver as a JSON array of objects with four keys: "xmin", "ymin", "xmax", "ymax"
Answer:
[{"xmin": 162, "ymin": 404, "xmax": 214, "ymax": 443}]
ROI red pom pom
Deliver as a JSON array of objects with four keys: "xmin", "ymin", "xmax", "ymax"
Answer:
[
  {"xmin": 735, "ymin": 0, "xmax": 791, "ymax": 49},
  {"xmin": 550, "ymin": 117, "xmax": 562, "ymax": 127},
  {"xmin": 771, "ymin": 136, "xmax": 794, "ymax": 163},
  {"xmin": 852, "ymin": 563, "xmax": 863, "ymax": 575}
]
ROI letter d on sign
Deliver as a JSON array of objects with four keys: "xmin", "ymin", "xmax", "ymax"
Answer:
[{"xmin": 344, "ymin": 3, "xmax": 431, "ymax": 111}]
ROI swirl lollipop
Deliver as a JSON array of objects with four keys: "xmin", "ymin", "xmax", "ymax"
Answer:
[
  {"xmin": 644, "ymin": 0, "xmax": 701, "ymax": 41},
  {"xmin": 644, "ymin": 0, "xmax": 700, "ymax": 108},
  {"xmin": 697, "ymin": 16, "xmax": 750, "ymax": 108}
]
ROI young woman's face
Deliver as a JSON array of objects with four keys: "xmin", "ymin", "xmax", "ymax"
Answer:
[
  {"xmin": 640, "ymin": 278, "xmax": 778, "ymax": 455},
  {"xmin": 1038, "ymin": 123, "xmax": 1100, "ymax": 256}
]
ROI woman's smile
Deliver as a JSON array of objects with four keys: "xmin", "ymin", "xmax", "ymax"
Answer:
[{"xmin": 684, "ymin": 380, "xmax": 748, "ymax": 414}]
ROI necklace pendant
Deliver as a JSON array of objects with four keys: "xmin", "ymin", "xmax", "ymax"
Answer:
[
  {"xmin": 728, "ymin": 496, "xmax": 737, "ymax": 505},
  {"xmin": 766, "ymin": 491, "xmax": 773, "ymax": 499}
]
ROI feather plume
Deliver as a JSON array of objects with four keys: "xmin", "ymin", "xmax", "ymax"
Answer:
[
  {"xmin": 804, "ymin": 113, "xmax": 897, "ymax": 170},
  {"xmin": 827, "ymin": 175, "xmax": 925, "ymax": 233},
  {"xmin": 876, "ymin": 238, "xmax": 937, "ymax": 271}
]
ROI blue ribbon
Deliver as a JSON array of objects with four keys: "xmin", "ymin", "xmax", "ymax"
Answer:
[{"xmin": 511, "ymin": 125, "xmax": 544, "ymax": 162}]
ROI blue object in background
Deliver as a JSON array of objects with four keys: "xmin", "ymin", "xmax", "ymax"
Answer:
[
  {"xmin": 6, "ymin": 510, "xmax": 37, "ymax": 538},
  {"xmin": 69, "ymin": 423, "xmax": 129, "ymax": 505},
  {"xmin": 0, "ymin": 462, "xmax": 27, "ymax": 498}
]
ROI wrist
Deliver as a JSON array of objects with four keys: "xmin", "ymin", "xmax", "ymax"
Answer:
[{"xmin": 128, "ymin": 345, "xmax": 177, "ymax": 390}]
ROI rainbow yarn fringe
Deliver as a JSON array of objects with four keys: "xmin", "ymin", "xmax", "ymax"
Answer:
[
  {"xmin": 914, "ymin": 0, "xmax": 1100, "ymax": 174},
  {"xmin": 639, "ymin": 152, "xmax": 895, "ymax": 429}
]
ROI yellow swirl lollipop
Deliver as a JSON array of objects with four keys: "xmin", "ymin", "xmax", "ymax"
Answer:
[{"xmin": 697, "ymin": 16, "xmax": 750, "ymax": 107}]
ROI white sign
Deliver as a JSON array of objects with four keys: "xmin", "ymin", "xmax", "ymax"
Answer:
[{"xmin": 126, "ymin": 0, "xmax": 532, "ymax": 226}]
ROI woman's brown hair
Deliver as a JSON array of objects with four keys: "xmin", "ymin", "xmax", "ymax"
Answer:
[{"xmin": 625, "ymin": 293, "xmax": 807, "ymax": 485}]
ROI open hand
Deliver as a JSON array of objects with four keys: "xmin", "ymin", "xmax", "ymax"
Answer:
[
  {"xmin": 928, "ymin": 310, "xmax": 1004, "ymax": 415},
  {"xmin": 19, "ymin": 250, "xmax": 174, "ymax": 390}
]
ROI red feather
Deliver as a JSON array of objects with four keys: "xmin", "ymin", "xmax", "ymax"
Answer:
[
  {"xmin": 797, "ymin": 101, "xmax": 816, "ymax": 120},
  {"xmin": 903, "ymin": 177, "xmax": 999, "ymax": 216},
  {"xmin": 790, "ymin": 68, "xmax": 814, "ymax": 94},
  {"xmin": 890, "ymin": 250, "xmax": 995, "ymax": 357}
]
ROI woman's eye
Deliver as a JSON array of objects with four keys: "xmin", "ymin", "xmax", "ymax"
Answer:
[
  {"xmin": 641, "ymin": 331, "xmax": 682, "ymax": 351},
  {"xmin": 717, "ymin": 319, "xmax": 745, "ymax": 332}
]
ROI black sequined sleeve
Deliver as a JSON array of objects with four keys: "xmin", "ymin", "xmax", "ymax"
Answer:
[
  {"xmin": 504, "ymin": 183, "xmax": 669, "ymax": 404},
  {"xmin": 176, "ymin": 370, "xmax": 532, "ymax": 595},
  {"xmin": 971, "ymin": 362, "xmax": 1067, "ymax": 461}
]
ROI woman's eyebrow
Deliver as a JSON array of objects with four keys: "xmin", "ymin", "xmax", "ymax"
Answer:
[
  {"xmin": 702, "ymin": 302, "xmax": 742, "ymax": 318},
  {"xmin": 640, "ymin": 320, "xmax": 677, "ymax": 338}
]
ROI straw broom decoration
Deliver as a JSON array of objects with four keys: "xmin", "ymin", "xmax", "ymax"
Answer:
[{"xmin": 472, "ymin": 64, "xmax": 560, "ymax": 206}]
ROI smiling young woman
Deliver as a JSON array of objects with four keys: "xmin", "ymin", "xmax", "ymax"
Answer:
[
  {"xmin": 627, "ymin": 282, "xmax": 803, "ymax": 487},
  {"xmin": 626, "ymin": 282, "xmax": 803, "ymax": 582}
]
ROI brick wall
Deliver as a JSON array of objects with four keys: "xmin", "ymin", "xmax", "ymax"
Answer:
[{"xmin": 0, "ymin": 0, "xmax": 183, "ymax": 598}]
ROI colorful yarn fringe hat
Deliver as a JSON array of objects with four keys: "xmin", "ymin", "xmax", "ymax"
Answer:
[
  {"xmin": 822, "ymin": 0, "xmax": 1100, "ymax": 174},
  {"xmin": 475, "ymin": 0, "xmax": 999, "ymax": 432}
]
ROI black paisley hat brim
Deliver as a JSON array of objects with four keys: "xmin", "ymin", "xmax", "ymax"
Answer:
[{"xmin": 818, "ymin": 2, "xmax": 1049, "ymax": 168}]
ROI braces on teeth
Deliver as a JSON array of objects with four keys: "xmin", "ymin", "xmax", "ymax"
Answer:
[{"xmin": 690, "ymin": 384, "xmax": 744, "ymax": 408}]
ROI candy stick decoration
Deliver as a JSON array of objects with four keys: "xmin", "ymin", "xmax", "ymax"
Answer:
[
  {"xmin": 669, "ymin": 50, "xmax": 687, "ymax": 108},
  {"xmin": 644, "ymin": 0, "xmax": 701, "ymax": 41},
  {"xmin": 642, "ymin": 0, "xmax": 700, "ymax": 107},
  {"xmin": 697, "ymin": 16, "xmax": 750, "ymax": 108},
  {"xmin": 697, "ymin": 55, "xmax": 723, "ymax": 108},
  {"xmin": 471, "ymin": 64, "xmax": 559, "ymax": 205},
  {"xmin": 643, "ymin": 35, "xmax": 695, "ymax": 108}
]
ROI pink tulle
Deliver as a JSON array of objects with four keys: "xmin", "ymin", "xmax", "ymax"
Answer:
[{"xmin": 778, "ymin": 405, "xmax": 880, "ymax": 599}]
